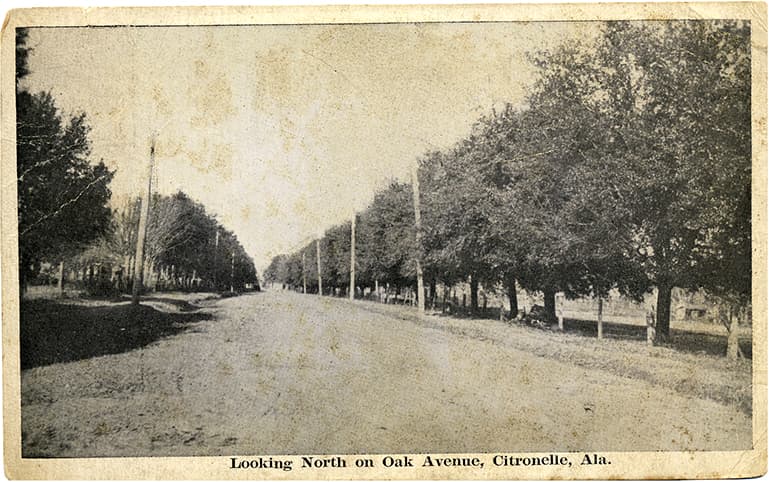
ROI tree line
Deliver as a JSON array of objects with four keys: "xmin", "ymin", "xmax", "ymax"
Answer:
[
  {"xmin": 16, "ymin": 28, "xmax": 258, "ymax": 297},
  {"xmin": 75, "ymin": 192, "xmax": 258, "ymax": 294},
  {"xmin": 266, "ymin": 20, "xmax": 751, "ymax": 342}
]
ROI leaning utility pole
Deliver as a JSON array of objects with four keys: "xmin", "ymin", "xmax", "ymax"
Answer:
[
  {"xmin": 316, "ymin": 239, "xmax": 323, "ymax": 296},
  {"xmin": 411, "ymin": 164, "xmax": 425, "ymax": 314},
  {"xmin": 131, "ymin": 136, "xmax": 155, "ymax": 305},
  {"xmin": 349, "ymin": 212, "xmax": 356, "ymax": 301}
]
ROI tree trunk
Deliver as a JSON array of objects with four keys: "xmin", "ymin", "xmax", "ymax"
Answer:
[
  {"xmin": 429, "ymin": 278, "xmax": 437, "ymax": 310},
  {"xmin": 655, "ymin": 283, "xmax": 673, "ymax": 343},
  {"xmin": 544, "ymin": 288, "xmax": 556, "ymax": 322},
  {"xmin": 470, "ymin": 276, "xmax": 479, "ymax": 313},
  {"xmin": 506, "ymin": 278, "xmax": 518, "ymax": 318},
  {"xmin": 57, "ymin": 261, "xmax": 64, "ymax": 297},
  {"xmin": 20, "ymin": 263, "xmax": 27, "ymax": 295},
  {"xmin": 726, "ymin": 305, "xmax": 742, "ymax": 359}
]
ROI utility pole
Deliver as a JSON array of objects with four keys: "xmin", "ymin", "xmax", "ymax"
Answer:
[
  {"xmin": 316, "ymin": 239, "xmax": 323, "ymax": 296},
  {"xmin": 213, "ymin": 229, "xmax": 219, "ymax": 291},
  {"xmin": 349, "ymin": 212, "xmax": 356, "ymax": 301},
  {"xmin": 302, "ymin": 251, "xmax": 307, "ymax": 294},
  {"xmin": 132, "ymin": 136, "xmax": 155, "ymax": 305},
  {"xmin": 230, "ymin": 250, "xmax": 235, "ymax": 293},
  {"xmin": 597, "ymin": 297, "xmax": 604, "ymax": 339},
  {"xmin": 411, "ymin": 164, "xmax": 425, "ymax": 314}
]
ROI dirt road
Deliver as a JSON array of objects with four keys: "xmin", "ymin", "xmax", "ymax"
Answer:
[{"xmin": 21, "ymin": 290, "xmax": 751, "ymax": 457}]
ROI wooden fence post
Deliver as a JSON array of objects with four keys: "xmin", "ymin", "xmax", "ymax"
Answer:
[
  {"xmin": 597, "ymin": 297, "xmax": 604, "ymax": 339},
  {"xmin": 646, "ymin": 311, "xmax": 655, "ymax": 346},
  {"xmin": 57, "ymin": 261, "xmax": 64, "ymax": 297}
]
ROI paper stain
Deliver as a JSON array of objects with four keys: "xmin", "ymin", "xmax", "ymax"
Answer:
[{"xmin": 189, "ymin": 60, "xmax": 236, "ymax": 128}]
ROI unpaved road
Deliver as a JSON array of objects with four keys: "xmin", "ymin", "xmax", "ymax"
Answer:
[{"xmin": 21, "ymin": 290, "xmax": 751, "ymax": 457}]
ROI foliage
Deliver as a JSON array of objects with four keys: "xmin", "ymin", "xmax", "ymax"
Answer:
[
  {"xmin": 266, "ymin": 20, "xmax": 751, "ymax": 340},
  {"xmin": 16, "ymin": 28, "xmax": 257, "ymax": 295},
  {"xmin": 522, "ymin": 21, "xmax": 751, "ymax": 335},
  {"xmin": 16, "ymin": 52, "xmax": 114, "ymax": 284},
  {"xmin": 101, "ymin": 192, "xmax": 258, "ymax": 291},
  {"xmin": 358, "ymin": 182, "xmax": 417, "ymax": 288}
]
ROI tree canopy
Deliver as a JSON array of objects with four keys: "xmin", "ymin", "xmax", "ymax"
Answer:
[
  {"xmin": 267, "ymin": 20, "xmax": 751, "ymax": 341},
  {"xmin": 16, "ymin": 28, "xmax": 114, "ymax": 285}
]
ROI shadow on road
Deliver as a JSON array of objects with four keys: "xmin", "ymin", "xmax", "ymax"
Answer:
[{"xmin": 20, "ymin": 300, "xmax": 212, "ymax": 369}]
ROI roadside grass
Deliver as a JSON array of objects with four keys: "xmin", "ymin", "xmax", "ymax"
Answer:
[
  {"xmin": 556, "ymin": 317, "xmax": 752, "ymax": 359},
  {"xmin": 349, "ymin": 298, "xmax": 753, "ymax": 416}
]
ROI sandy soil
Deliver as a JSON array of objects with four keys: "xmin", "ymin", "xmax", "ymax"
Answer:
[{"xmin": 21, "ymin": 290, "xmax": 752, "ymax": 457}]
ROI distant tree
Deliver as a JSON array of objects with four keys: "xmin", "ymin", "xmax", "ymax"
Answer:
[
  {"xmin": 265, "ymin": 254, "xmax": 289, "ymax": 286},
  {"xmin": 320, "ymin": 222, "xmax": 352, "ymax": 293},
  {"xmin": 420, "ymin": 142, "xmax": 501, "ymax": 312},
  {"xmin": 301, "ymin": 242, "xmax": 320, "ymax": 293},
  {"xmin": 109, "ymin": 199, "xmax": 141, "ymax": 270},
  {"xmin": 146, "ymin": 192, "xmax": 257, "ymax": 291},
  {"xmin": 357, "ymin": 181, "xmax": 417, "ymax": 293},
  {"xmin": 145, "ymin": 192, "xmax": 199, "ymax": 269},
  {"xmin": 16, "ymin": 28, "xmax": 30, "ymax": 85}
]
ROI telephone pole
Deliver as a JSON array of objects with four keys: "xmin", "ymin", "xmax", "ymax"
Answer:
[
  {"xmin": 412, "ymin": 164, "xmax": 425, "ymax": 314},
  {"xmin": 316, "ymin": 239, "xmax": 323, "ymax": 296},
  {"xmin": 131, "ymin": 136, "xmax": 155, "ymax": 305},
  {"xmin": 230, "ymin": 250, "xmax": 235, "ymax": 293},
  {"xmin": 213, "ymin": 229, "xmax": 219, "ymax": 291},
  {"xmin": 349, "ymin": 211, "xmax": 356, "ymax": 301},
  {"xmin": 302, "ymin": 251, "xmax": 307, "ymax": 294}
]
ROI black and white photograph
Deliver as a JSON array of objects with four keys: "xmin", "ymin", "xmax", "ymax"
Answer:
[{"xmin": 1, "ymin": 3, "xmax": 766, "ymax": 479}]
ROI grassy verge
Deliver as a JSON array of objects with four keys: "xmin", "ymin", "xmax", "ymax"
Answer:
[{"xmin": 351, "ymin": 299, "xmax": 753, "ymax": 416}]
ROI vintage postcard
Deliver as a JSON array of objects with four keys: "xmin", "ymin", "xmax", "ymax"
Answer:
[{"xmin": 1, "ymin": 2, "xmax": 766, "ymax": 479}]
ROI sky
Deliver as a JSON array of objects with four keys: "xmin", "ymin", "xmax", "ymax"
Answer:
[{"xmin": 22, "ymin": 22, "xmax": 595, "ymax": 274}]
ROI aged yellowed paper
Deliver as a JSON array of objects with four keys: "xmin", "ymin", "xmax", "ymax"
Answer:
[{"xmin": 1, "ymin": 2, "xmax": 766, "ymax": 479}]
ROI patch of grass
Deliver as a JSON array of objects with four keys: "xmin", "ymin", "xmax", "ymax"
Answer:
[{"xmin": 352, "ymin": 299, "xmax": 752, "ymax": 416}]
